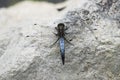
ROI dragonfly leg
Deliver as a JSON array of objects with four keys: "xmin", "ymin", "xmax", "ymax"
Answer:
[
  {"xmin": 64, "ymin": 37, "xmax": 74, "ymax": 46},
  {"xmin": 53, "ymin": 32, "xmax": 58, "ymax": 36},
  {"xmin": 65, "ymin": 32, "xmax": 70, "ymax": 34},
  {"xmin": 50, "ymin": 38, "xmax": 59, "ymax": 47},
  {"xmin": 55, "ymin": 27, "xmax": 58, "ymax": 30},
  {"xmin": 65, "ymin": 26, "xmax": 69, "ymax": 31}
]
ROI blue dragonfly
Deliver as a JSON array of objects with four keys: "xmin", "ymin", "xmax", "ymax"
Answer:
[{"xmin": 51, "ymin": 23, "xmax": 73, "ymax": 65}]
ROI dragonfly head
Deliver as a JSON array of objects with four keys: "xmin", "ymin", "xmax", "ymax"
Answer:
[{"xmin": 58, "ymin": 23, "xmax": 65, "ymax": 30}]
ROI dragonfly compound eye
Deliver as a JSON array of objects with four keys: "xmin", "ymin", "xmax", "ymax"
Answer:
[{"xmin": 58, "ymin": 23, "xmax": 65, "ymax": 27}]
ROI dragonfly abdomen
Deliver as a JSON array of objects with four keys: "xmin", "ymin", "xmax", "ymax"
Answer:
[{"xmin": 59, "ymin": 37, "xmax": 65, "ymax": 65}]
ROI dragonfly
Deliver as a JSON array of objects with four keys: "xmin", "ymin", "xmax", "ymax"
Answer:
[{"xmin": 51, "ymin": 23, "xmax": 73, "ymax": 65}]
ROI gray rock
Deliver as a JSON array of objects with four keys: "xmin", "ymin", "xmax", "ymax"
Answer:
[{"xmin": 0, "ymin": 0, "xmax": 120, "ymax": 80}]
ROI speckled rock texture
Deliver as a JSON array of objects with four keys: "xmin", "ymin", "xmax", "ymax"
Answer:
[{"xmin": 0, "ymin": 0, "xmax": 120, "ymax": 80}]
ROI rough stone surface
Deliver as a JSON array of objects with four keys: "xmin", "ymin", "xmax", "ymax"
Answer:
[{"xmin": 0, "ymin": 0, "xmax": 120, "ymax": 80}]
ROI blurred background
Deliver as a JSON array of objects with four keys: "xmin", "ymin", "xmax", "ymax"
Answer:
[{"xmin": 0, "ymin": 0, "xmax": 66, "ymax": 7}]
